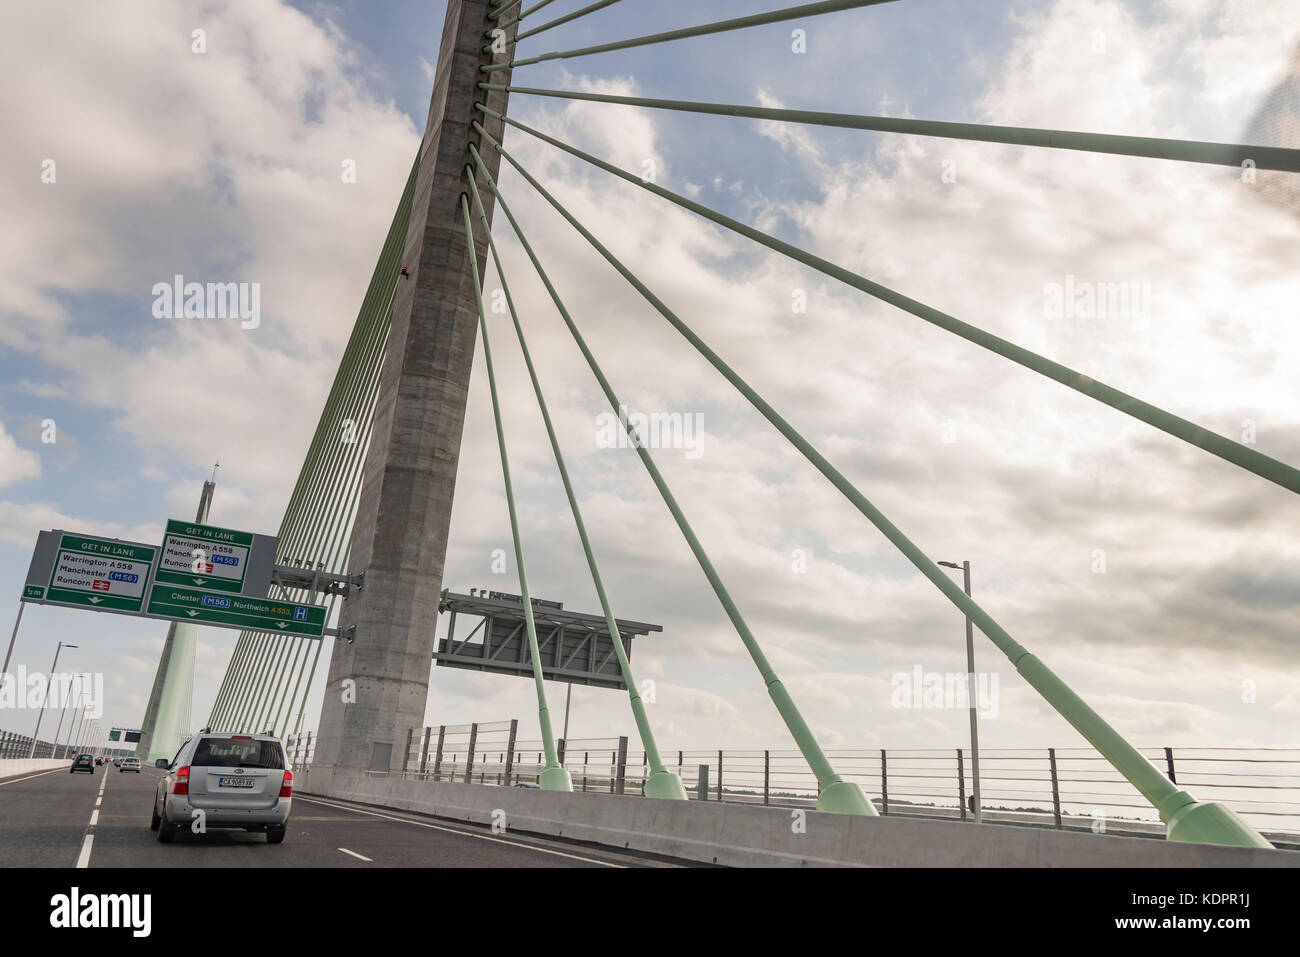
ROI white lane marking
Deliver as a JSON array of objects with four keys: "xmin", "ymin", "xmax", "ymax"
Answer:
[
  {"xmin": 337, "ymin": 847, "xmax": 373, "ymax": 862},
  {"xmin": 75, "ymin": 767, "xmax": 110, "ymax": 869},
  {"xmin": 299, "ymin": 796, "xmax": 624, "ymax": 868},
  {"xmin": 0, "ymin": 766, "xmax": 71, "ymax": 786}
]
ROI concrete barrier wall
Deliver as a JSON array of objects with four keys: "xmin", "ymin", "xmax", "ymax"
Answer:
[
  {"xmin": 0, "ymin": 759, "xmax": 70, "ymax": 782},
  {"xmin": 302, "ymin": 768, "xmax": 1300, "ymax": 868}
]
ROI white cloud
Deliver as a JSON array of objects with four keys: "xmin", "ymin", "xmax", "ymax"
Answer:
[
  {"xmin": 0, "ymin": 422, "xmax": 40, "ymax": 488},
  {"xmin": 4, "ymin": 1, "xmax": 1298, "ymax": 763}
]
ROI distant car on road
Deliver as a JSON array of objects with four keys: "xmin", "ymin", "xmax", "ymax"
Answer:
[
  {"xmin": 71, "ymin": 754, "xmax": 95, "ymax": 774},
  {"xmin": 113, "ymin": 758, "xmax": 121, "ymax": 767},
  {"xmin": 152, "ymin": 731, "xmax": 292, "ymax": 844},
  {"xmin": 119, "ymin": 757, "xmax": 141, "ymax": 773}
]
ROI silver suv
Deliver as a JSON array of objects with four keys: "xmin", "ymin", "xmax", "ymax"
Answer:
[{"xmin": 151, "ymin": 731, "xmax": 293, "ymax": 844}]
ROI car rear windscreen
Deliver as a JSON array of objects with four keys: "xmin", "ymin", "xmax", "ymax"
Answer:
[{"xmin": 191, "ymin": 738, "xmax": 284, "ymax": 769}]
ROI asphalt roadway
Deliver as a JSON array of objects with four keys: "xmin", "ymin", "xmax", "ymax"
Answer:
[{"xmin": 0, "ymin": 763, "xmax": 684, "ymax": 868}]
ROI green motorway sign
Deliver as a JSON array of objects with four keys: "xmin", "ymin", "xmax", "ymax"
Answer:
[
  {"xmin": 145, "ymin": 583, "xmax": 326, "ymax": 637},
  {"xmin": 155, "ymin": 519, "xmax": 254, "ymax": 593},
  {"xmin": 45, "ymin": 534, "xmax": 157, "ymax": 612}
]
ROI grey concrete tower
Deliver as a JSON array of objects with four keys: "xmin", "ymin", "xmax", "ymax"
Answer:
[
  {"xmin": 314, "ymin": 0, "xmax": 514, "ymax": 773},
  {"xmin": 136, "ymin": 475, "xmax": 215, "ymax": 763}
]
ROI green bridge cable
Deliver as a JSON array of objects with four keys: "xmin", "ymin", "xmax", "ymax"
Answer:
[
  {"xmin": 464, "ymin": 169, "xmax": 686, "ymax": 800},
  {"xmin": 460, "ymin": 193, "xmax": 572, "ymax": 793},
  {"xmin": 210, "ymin": 154, "xmax": 418, "ymax": 731},
  {"xmin": 489, "ymin": 0, "xmax": 623, "ymax": 51},
  {"xmin": 477, "ymin": 104, "xmax": 1300, "ymax": 497},
  {"xmin": 468, "ymin": 142, "xmax": 876, "ymax": 816},
  {"xmin": 493, "ymin": 0, "xmax": 561, "ymax": 34},
  {"xmin": 489, "ymin": 0, "xmax": 525, "ymax": 20},
  {"xmin": 264, "ymin": 299, "xmax": 395, "ymax": 733},
  {"xmin": 481, "ymin": 0, "xmax": 898, "ymax": 72},
  {"xmin": 472, "ymin": 122, "xmax": 1273, "ymax": 847},
  {"xmin": 483, "ymin": 84, "xmax": 1300, "ymax": 172},
  {"xmin": 239, "ymin": 156, "xmax": 416, "ymax": 731}
]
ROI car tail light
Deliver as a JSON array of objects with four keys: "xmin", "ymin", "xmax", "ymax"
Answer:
[
  {"xmin": 173, "ymin": 766, "xmax": 190, "ymax": 795},
  {"xmin": 279, "ymin": 769, "xmax": 293, "ymax": 798}
]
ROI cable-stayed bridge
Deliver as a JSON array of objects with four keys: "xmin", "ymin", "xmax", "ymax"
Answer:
[{"xmin": 21, "ymin": 0, "xmax": 1296, "ymax": 866}]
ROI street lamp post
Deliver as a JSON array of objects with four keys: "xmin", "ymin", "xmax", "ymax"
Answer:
[
  {"xmin": 52, "ymin": 671, "xmax": 83, "ymax": 760},
  {"xmin": 72, "ymin": 695, "xmax": 92, "ymax": 754},
  {"xmin": 939, "ymin": 560, "xmax": 981, "ymax": 823},
  {"xmin": 29, "ymin": 641, "xmax": 76, "ymax": 758},
  {"xmin": 69, "ymin": 696, "xmax": 86, "ymax": 756}
]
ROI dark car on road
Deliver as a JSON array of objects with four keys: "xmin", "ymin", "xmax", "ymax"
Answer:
[{"xmin": 71, "ymin": 754, "xmax": 95, "ymax": 774}]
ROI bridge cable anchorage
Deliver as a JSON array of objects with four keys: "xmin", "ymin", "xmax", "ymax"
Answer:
[
  {"xmin": 462, "ymin": 167, "xmax": 687, "ymax": 800},
  {"xmin": 459, "ymin": 193, "xmax": 572, "ymax": 793},
  {"xmin": 466, "ymin": 141, "xmax": 876, "ymax": 817},
  {"xmin": 480, "ymin": 0, "xmax": 899, "ymax": 72},
  {"xmin": 487, "ymin": 0, "xmax": 527, "ymax": 21},
  {"xmin": 485, "ymin": 0, "xmax": 623, "ymax": 52},
  {"xmin": 208, "ymin": 153, "xmax": 420, "ymax": 734},
  {"xmin": 469, "ymin": 124, "xmax": 1274, "ymax": 847},
  {"xmin": 482, "ymin": 84, "xmax": 1300, "ymax": 173},
  {"xmin": 475, "ymin": 103, "xmax": 1300, "ymax": 498},
  {"xmin": 491, "ymin": 0, "xmax": 562, "ymax": 35}
]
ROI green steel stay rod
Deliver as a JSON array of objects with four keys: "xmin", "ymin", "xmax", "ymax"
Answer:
[
  {"xmin": 274, "ymin": 151, "xmax": 417, "ymax": 577},
  {"xmin": 267, "ymin": 635, "xmax": 308, "ymax": 737},
  {"xmin": 274, "ymin": 353, "xmax": 388, "ymax": 736},
  {"xmin": 493, "ymin": 0, "xmax": 561, "ymax": 33},
  {"xmin": 482, "ymin": 84, "xmax": 1300, "ymax": 173},
  {"xmin": 275, "ymin": 255, "xmax": 402, "ymax": 567},
  {"xmin": 488, "ymin": 0, "xmax": 623, "ymax": 51},
  {"xmin": 467, "ymin": 142, "xmax": 874, "ymax": 815},
  {"xmin": 464, "ymin": 168, "xmax": 681, "ymax": 796},
  {"xmin": 210, "ymin": 636, "xmax": 252, "ymax": 726},
  {"xmin": 233, "ymin": 162, "xmax": 416, "ymax": 731},
  {"xmin": 481, "ymin": 0, "xmax": 898, "ymax": 71},
  {"xmin": 280, "ymin": 330, "xmax": 393, "ymax": 737},
  {"xmin": 250, "ymin": 632, "xmax": 296, "ymax": 733},
  {"xmin": 477, "ymin": 105, "xmax": 1300, "ymax": 497},
  {"xmin": 472, "ymin": 125, "xmax": 1272, "ymax": 845},
  {"xmin": 489, "ymin": 0, "xmax": 525, "ymax": 19},
  {"xmin": 274, "ymin": 226, "xmax": 404, "ymax": 559},
  {"xmin": 282, "ymin": 321, "xmax": 398, "ymax": 737},
  {"xmin": 460, "ymin": 193, "xmax": 568, "ymax": 788}
]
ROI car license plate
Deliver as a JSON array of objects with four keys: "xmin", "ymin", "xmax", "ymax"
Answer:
[{"xmin": 218, "ymin": 776, "xmax": 255, "ymax": 788}]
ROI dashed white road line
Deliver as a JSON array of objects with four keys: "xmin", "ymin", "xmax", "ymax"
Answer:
[
  {"xmin": 299, "ymin": 796, "xmax": 625, "ymax": 868},
  {"xmin": 337, "ymin": 847, "xmax": 373, "ymax": 862},
  {"xmin": 76, "ymin": 769, "xmax": 109, "ymax": 869}
]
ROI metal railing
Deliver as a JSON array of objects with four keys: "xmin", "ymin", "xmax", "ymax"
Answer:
[
  {"xmin": 0, "ymin": 727, "xmax": 133, "ymax": 760},
  {"xmin": 614, "ymin": 746, "xmax": 1300, "ymax": 844},
  {"xmin": 297, "ymin": 721, "xmax": 1300, "ymax": 845}
]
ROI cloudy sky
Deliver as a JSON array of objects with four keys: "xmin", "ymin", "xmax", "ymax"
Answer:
[{"xmin": 1, "ymin": 0, "xmax": 1297, "ymax": 781}]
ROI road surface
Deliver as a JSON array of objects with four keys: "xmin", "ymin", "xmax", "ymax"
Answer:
[{"xmin": 0, "ymin": 763, "xmax": 683, "ymax": 868}]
